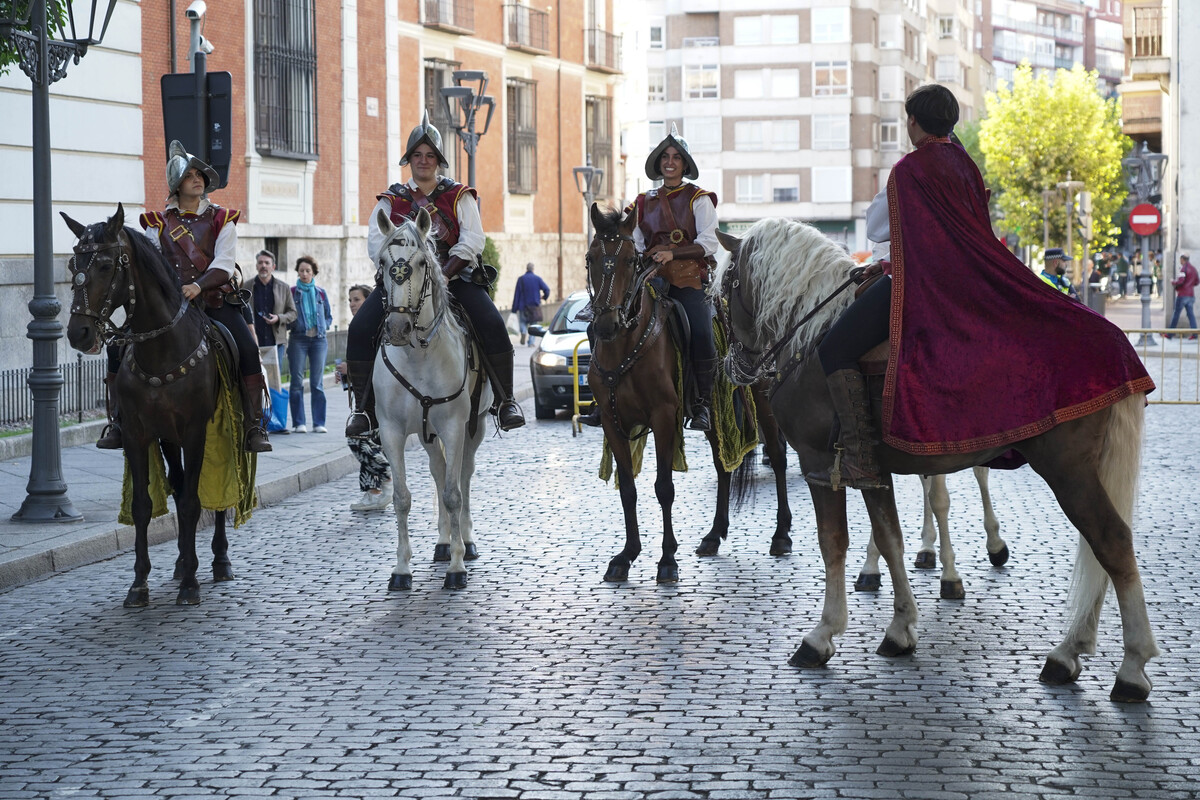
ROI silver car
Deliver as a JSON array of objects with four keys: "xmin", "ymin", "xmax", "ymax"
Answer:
[{"xmin": 528, "ymin": 290, "xmax": 592, "ymax": 419}]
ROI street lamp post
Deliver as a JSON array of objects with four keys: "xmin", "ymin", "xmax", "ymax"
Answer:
[
  {"xmin": 1041, "ymin": 188, "xmax": 1057, "ymax": 250},
  {"xmin": 1056, "ymin": 173, "xmax": 1085, "ymax": 289},
  {"xmin": 2, "ymin": 0, "xmax": 118, "ymax": 522},
  {"xmin": 572, "ymin": 156, "xmax": 605, "ymax": 246},
  {"xmin": 1122, "ymin": 140, "xmax": 1168, "ymax": 345},
  {"xmin": 439, "ymin": 70, "xmax": 495, "ymax": 192}
]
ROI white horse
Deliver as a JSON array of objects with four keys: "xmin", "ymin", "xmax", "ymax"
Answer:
[
  {"xmin": 855, "ymin": 467, "xmax": 1010, "ymax": 599},
  {"xmin": 372, "ymin": 208, "xmax": 493, "ymax": 591}
]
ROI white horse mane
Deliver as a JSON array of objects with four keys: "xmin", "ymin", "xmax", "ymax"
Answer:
[{"xmin": 724, "ymin": 217, "xmax": 860, "ymax": 360}]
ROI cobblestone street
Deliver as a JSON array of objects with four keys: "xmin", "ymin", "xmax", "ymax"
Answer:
[{"xmin": 2, "ymin": 404, "xmax": 1199, "ymax": 800}]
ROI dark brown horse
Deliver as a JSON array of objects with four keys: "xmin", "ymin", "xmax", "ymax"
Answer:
[
  {"xmin": 717, "ymin": 217, "xmax": 1157, "ymax": 703},
  {"xmin": 585, "ymin": 205, "xmax": 791, "ymax": 584},
  {"xmin": 63, "ymin": 205, "xmax": 236, "ymax": 607}
]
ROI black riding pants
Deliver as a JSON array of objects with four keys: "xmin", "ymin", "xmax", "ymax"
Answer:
[
  {"xmin": 345, "ymin": 278, "xmax": 511, "ymax": 362},
  {"xmin": 105, "ymin": 301, "xmax": 261, "ymax": 377},
  {"xmin": 817, "ymin": 275, "xmax": 891, "ymax": 376},
  {"xmin": 670, "ymin": 285, "xmax": 716, "ymax": 364}
]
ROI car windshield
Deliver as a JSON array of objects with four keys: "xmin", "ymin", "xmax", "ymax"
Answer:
[{"xmin": 550, "ymin": 296, "xmax": 591, "ymax": 334}]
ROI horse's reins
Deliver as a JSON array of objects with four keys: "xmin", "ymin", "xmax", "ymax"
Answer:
[{"xmin": 380, "ymin": 237, "xmax": 447, "ymax": 349}]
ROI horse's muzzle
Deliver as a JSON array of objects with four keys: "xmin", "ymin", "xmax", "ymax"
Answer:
[
  {"xmin": 384, "ymin": 312, "xmax": 413, "ymax": 348},
  {"xmin": 66, "ymin": 315, "xmax": 98, "ymax": 354},
  {"xmin": 593, "ymin": 311, "xmax": 619, "ymax": 342}
]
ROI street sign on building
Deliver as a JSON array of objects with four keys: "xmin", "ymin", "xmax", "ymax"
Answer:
[{"xmin": 1129, "ymin": 203, "xmax": 1162, "ymax": 236}]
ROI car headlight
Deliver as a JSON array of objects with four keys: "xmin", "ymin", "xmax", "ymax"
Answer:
[{"xmin": 533, "ymin": 351, "xmax": 568, "ymax": 367}]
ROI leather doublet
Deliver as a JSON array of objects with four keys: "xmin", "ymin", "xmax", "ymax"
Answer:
[{"xmin": 378, "ymin": 179, "xmax": 475, "ymax": 263}]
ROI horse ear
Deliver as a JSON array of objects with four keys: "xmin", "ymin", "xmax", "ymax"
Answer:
[
  {"xmin": 375, "ymin": 207, "xmax": 395, "ymax": 239},
  {"xmin": 60, "ymin": 212, "xmax": 87, "ymax": 239},
  {"xmin": 414, "ymin": 207, "xmax": 432, "ymax": 241},
  {"xmin": 589, "ymin": 203, "xmax": 606, "ymax": 237},
  {"xmin": 716, "ymin": 229, "xmax": 742, "ymax": 256},
  {"xmin": 106, "ymin": 203, "xmax": 125, "ymax": 237}
]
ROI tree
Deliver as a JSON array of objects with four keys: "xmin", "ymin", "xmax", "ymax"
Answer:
[
  {"xmin": 0, "ymin": 1, "xmax": 71, "ymax": 78},
  {"xmin": 979, "ymin": 63, "xmax": 1131, "ymax": 260}
]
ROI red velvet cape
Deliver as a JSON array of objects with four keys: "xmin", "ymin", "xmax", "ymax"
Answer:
[{"xmin": 882, "ymin": 138, "xmax": 1154, "ymax": 455}]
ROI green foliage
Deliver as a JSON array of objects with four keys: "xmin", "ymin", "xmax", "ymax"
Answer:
[
  {"xmin": 979, "ymin": 64, "xmax": 1131, "ymax": 259},
  {"xmin": 954, "ymin": 119, "xmax": 1001, "ymax": 217},
  {"xmin": 0, "ymin": 1, "xmax": 71, "ymax": 78},
  {"xmin": 482, "ymin": 235, "xmax": 501, "ymax": 300}
]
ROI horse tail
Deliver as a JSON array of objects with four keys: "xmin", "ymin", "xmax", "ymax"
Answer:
[
  {"xmin": 1067, "ymin": 392, "xmax": 1145, "ymax": 627},
  {"xmin": 732, "ymin": 449, "xmax": 757, "ymax": 510}
]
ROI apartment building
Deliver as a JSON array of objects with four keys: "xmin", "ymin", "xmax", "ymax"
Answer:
[{"xmin": 991, "ymin": 0, "xmax": 1124, "ymax": 95}]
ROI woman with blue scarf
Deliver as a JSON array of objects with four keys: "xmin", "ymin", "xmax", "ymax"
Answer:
[{"xmin": 289, "ymin": 255, "xmax": 334, "ymax": 433}]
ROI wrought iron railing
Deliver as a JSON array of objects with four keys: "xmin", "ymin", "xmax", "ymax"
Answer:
[
  {"xmin": 0, "ymin": 354, "xmax": 107, "ymax": 429},
  {"xmin": 504, "ymin": 4, "xmax": 549, "ymax": 52},
  {"xmin": 586, "ymin": 28, "xmax": 621, "ymax": 73},
  {"xmin": 422, "ymin": 0, "xmax": 473, "ymax": 33},
  {"xmin": 254, "ymin": 0, "xmax": 319, "ymax": 159}
]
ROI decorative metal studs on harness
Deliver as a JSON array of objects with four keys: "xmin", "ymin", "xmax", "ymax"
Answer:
[
  {"xmin": 587, "ymin": 232, "xmax": 654, "ymax": 331},
  {"xmin": 380, "ymin": 231, "xmax": 444, "ymax": 348}
]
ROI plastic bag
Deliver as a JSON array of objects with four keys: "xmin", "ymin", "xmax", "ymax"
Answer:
[
  {"xmin": 505, "ymin": 312, "xmax": 520, "ymax": 335},
  {"xmin": 267, "ymin": 387, "xmax": 289, "ymax": 432}
]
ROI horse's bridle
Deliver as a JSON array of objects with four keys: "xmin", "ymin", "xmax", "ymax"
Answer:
[
  {"xmin": 586, "ymin": 231, "xmax": 657, "ymax": 331},
  {"xmin": 69, "ymin": 228, "xmax": 188, "ymax": 346},
  {"xmin": 380, "ymin": 234, "xmax": 445, "ymax": 348}
]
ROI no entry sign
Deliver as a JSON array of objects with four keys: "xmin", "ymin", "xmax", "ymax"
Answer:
[{"xmin": 1129, "ymin": 203, "xmax": 1162, "ymax": 236}]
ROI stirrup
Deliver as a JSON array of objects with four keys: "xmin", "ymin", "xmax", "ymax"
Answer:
[
  {"xmin": 345, "ymin": 410, "xmax": 375, "ymax": 438},
  {"xmin": 96, "ymin": 422, "xmax": 123, "ymax": 450},
  {"xmin": 245, "ymin": 426, "xmax": 272, "ymax": 453},
  {"xmin": 687, "ymin": 403, "xmax": 711, "ymax": 432},
  {"xmin": 497, "ymin": 399, "xmax": 525, "ymax": 431},
  {"xmin": 579, "ymin": 408, "xmax": 602, "ymax": 428}
]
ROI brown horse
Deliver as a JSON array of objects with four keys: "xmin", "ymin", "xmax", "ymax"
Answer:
[
  {"xmin": 585, "ymin": 205, "xmax": 792, "ymax": 584},
  {"xmin": 716, "ymin": 217, "xmax": 1157, "ymax": 703},
  {"xmin": 63, "ymin": 205, "xmax": 236, "ymax": 607}
]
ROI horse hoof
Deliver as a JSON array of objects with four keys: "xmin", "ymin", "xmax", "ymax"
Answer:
[
  {"xmin": 769, "ymin": 537, "xmax": 792, "ymax": 556},
  {"xmin": 604, "ymin": 559, "xmax": 629, "ymax": 583},
  {"xmin": 656, "ymin": 563, "xmax": 679, "ymax": 584},
  {"xmin": 433, "ymin": 544, "xmax": 451, "ymax": 562},
  {"xmin": 388, "ymin": 574, "xmax": 412, "ymax": 591},
  {"xmin": 876, "ymin": 636, "xmax": 915, "ymax": 657},
  {"xmin": 123, "ymin": 587, "xmax": 149, "ymax": 608},
  {"xmin": 989, "ymin": 545, "xmax": 1010, "ymax": 567},
  {"xmin": 176, "ymin": 588, "xmax": 201, "ymax": 605},
  {"xmin": 695, "ymin": 537, "xmax": 720, "ymax": 557},
  {"xmin": 1110, "ymin": 678, "xmax": 1150, "ymax": 704},
  {"xmin": 789, "ymin": 641, "xmax": 830, "ymax": 668},
  {"xmin": 443, "ymin": 571, "xmax": 467, "ymax": 590},
  {"xmin": 914, "ymin": 551, "xmax": 937, "ymax": 569},
  {"xmin": 212, "ymin": 565, "xmax": 235, "ymax": 582},
  {"xmin": 463, "ymin": 543, "xmax": 479, "ymax": 561},
  {"xmin": 940, "ymin": 579, "xmax": 965, "ymax": 600},
  {"xmin": 1039, "ymin": 656, "xmax": 1081, "ymax": 686},
  {"xmin": 854, "ymin": 573, "xmax": 881, "ymax": 592}
]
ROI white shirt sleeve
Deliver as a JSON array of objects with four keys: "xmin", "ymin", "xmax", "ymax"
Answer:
[
  {"xmin": 632, "ymin": 217, "xmax": 646, "ymax": 252},
  {"xmin": 449, "ymin": 190, "xmax": 485, "ymax": 262},
  {"xmin": 367, "ymin": 197, "xmax": 392, "ymax": 264},
  {"xmin": 692, "ymin": 193, "xmax": 718, "ymax": 258},
  {"xmin": 143, "ymin": 225, "xmax": 162, "ymax": 251},
  {"xmin": 865, "ymin": 188, "xmax": 891, "ymax": 244},
  {"xmin": 208, "ymin": 221, "xmax": 236, "ymax": 279}
]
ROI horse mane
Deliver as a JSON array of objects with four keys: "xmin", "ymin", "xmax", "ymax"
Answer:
[
  {"xmin": 122, "ymin": 225, "xmax": 183, "ymax": 305},
  {"xmin": 593, "ymin": 206, "xmax": 623, "ymax": 234},
  {"xmin": 729, "ymin": 218, "xmax": 860, "ymax": 360}
]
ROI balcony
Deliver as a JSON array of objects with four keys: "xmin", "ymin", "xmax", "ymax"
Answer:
[
  {"xmin": 586, "ymin": 28, "xmax": 622, "ymax": 74},
  {"xmin": 504, "ymin": 4, "xmax": 550, "ymax": 54},
  {"xmin": 422, "ymin": 0, "xmax": 473, "ymax": 35}
]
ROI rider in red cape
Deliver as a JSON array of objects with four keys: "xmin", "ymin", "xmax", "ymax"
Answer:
[{"xmin": 807, "ymin": 83, "xmax": 1154, "ymax": 490}]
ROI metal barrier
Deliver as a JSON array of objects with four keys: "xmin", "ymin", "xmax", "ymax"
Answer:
[
  {"xmin": 1127, "ymin": 329, "xmax": 1200, "ymax": 404},
  {"xmin": 569, "ymin": 340, "xmax": 594, "ymax": 437},
  {"xmin": 0, "ymin": 353, "xmax": 108, "ymax": 428}
]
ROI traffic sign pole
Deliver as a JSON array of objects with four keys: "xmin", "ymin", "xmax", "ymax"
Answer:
[{"xmin": 1129, "ymin": 203, "xmax": 1161, "ymax": 345}]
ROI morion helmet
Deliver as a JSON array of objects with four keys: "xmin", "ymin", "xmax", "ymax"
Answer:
[
  {"xmin": 166, "ymin": 140, "xmax": 219, "ymax": 196},
  {"xmin": 645, "ymin": 122, "xmax": 699, "ymax": 182},
  {"xmin": 400, "ymin": 109, "xmax": 449, "ymax": 168}
]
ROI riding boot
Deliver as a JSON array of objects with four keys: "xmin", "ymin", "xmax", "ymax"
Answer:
[
  {"xmin": 804, "ymin": 369, "xmax": 889, "ymax": 491},
  {"xmin": 345, "ymin": 360, "xmax": 378, "ymax": 438},
  {"xmin": 96, "ymin": 373, "xmax": 124, "ymax": 449},
  {"xmin": 485, "ymin": 351, "xmax": 525, "ymax": 431},
  {"xmin": 240, "ymin": 372, "xmax": 273, "ymax": 453},
  {"xmin": 688, "ymin": 358, "xmax": 717, "ymax": 432}
]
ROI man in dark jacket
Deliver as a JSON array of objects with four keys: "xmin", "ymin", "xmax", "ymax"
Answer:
[
  {"xmin": 512, "ymin": 262, "xmax": 551, "ymax": 345},
  {"xmin": 253, "ymin": 249, "xmax": 298, "ymax": 394}
]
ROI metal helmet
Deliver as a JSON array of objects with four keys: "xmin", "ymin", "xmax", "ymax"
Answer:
[
  {"xmin": 165, "ymin": 140, "xmax": 219, "ymax": 195},
  {"xmin": 400, "ymin": 109, "xmax": 449, "ymax": 168},
  {"xmin": 645, "ymin": 122, "xmax": 699, "ymax": 182}
]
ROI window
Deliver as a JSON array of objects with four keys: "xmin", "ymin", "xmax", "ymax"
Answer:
[
  {"xmin": 734, "ymin": 70, "xmax": 763, "ymax": 99},
  {"xmin": 648, "ymin": 120, "xmax": 665, "ymax": 144},
  {"xmin": 812, "ymin": 115, "xmax": 849, "ymax": 150},
  {"xmin": 813, "ymin": 61, "xmax": 850, "ymax": 96},
  {"xmin": 735, "ymin": 69, "xmax": 799, "ymax": 99},
  {"xmin": 734, "ymin": 16, "xmax": 761, "ymax": 46},
  {"xmin": 684, "ymin": 64, "xmax": 719, "ymax": 99},
  {"xmin": 735, "ymin": 121, "xmax": 764, "ymax": 150},
  {"xmin": 649, "ymin": 22, "xmax": 664, "ymax": 49},
  {"xmin": 735, "ymin": 120, "xmax": 798, "ymax": 151},
  {"xmin": 585, "ymin": 95, "xmax": 612, "ymax": 197},
  {"xmin": 254, "ymin": 0, "xmax": 318, "ymax": 159},
  {"xmin": 881, "ymin": 120, "xmax": 900, "ymax": 150},
  {"xmin": 938, "ymin": 16, "xmax": 955, "ymax": 38},
  {"xmin": 936, "ymin": 55, "xmax": 959, "ymax": 82},
  {"xmin": 647, "ymin": 69, "xmax": 665, "ymax": 102},
  {"xmin": 772, "ymin": 174, "xmax": 800, "ymax": 203},
  {"xmin": 684, "ymin": 117, "xmax": 721, "ymax": 152},
  {"xmin": 771, "ymin": 69, "xmax": 799, "ymax": 98},
  {"xmin": 734, "ymin": 14, "xmax": 799, "ymax": 46},
  {"xmin": 772, "ymin": 119, "xmax": 799, "ymax": 150},
  {"xmin": 507, "ymin": 78, "xmax": 537, "ymax": 194},
  {"xmin": 812, "ymin": 166, "xmax": 851, "ymax": 203},
  {"xmin": 812, "ymin": 8, "xmax": 849, "ymax": 43},
  {"xmin": 736, "ymin": 174, "xmax": 765, "ymax": 204},
  {"xmin": 424, "ymin": 58, "xmax": 460, "ymax": 177}
]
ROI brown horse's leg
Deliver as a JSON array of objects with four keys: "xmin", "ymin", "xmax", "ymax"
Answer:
[
  {"xmin": 757, "ymin": 392, "xmax": 793, "ymax": 556},
  {"xmin": 695, "ymin": 430, "xmax": 729, "ymax": 557},
  {"xmin": 603, "ymin": 434, "xmax": 641, "ymax": 583},
  {"xmin": 174, "ymin": 429, "xmax": 207, "ymax": 605},
  {"xmin": 790, "ymin": 485, "xmax": 850, "ymax": 667},
  {"xmin": 860, "ymin": 486, "xmax": 919, "ymax": 657},
  {"xmin": 124, "ymin": 441, "xmax": 153, "ymax": 608},
  {"xmin": 651, "ymin": 415, "xmax": 679, "ymax": 583},
  {"xmin": 212, "ymin": 511, "xmax": 234, "ymax": 582}
]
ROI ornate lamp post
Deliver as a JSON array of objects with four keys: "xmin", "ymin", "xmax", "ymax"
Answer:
[
  {"xmin": 572, "ymin": 156, "xmax": 604, "ymax": 245},
  {"xmin": 3, "ymin": 0, "xmax": 119, "ymax": 522},
  {"xmin": 438, "ymin": 69, "xmax": 495, "ymax": 192},
  {"xmin": 1122, "ymin": 140, "xmax": 1168, "ymax": 344}
]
